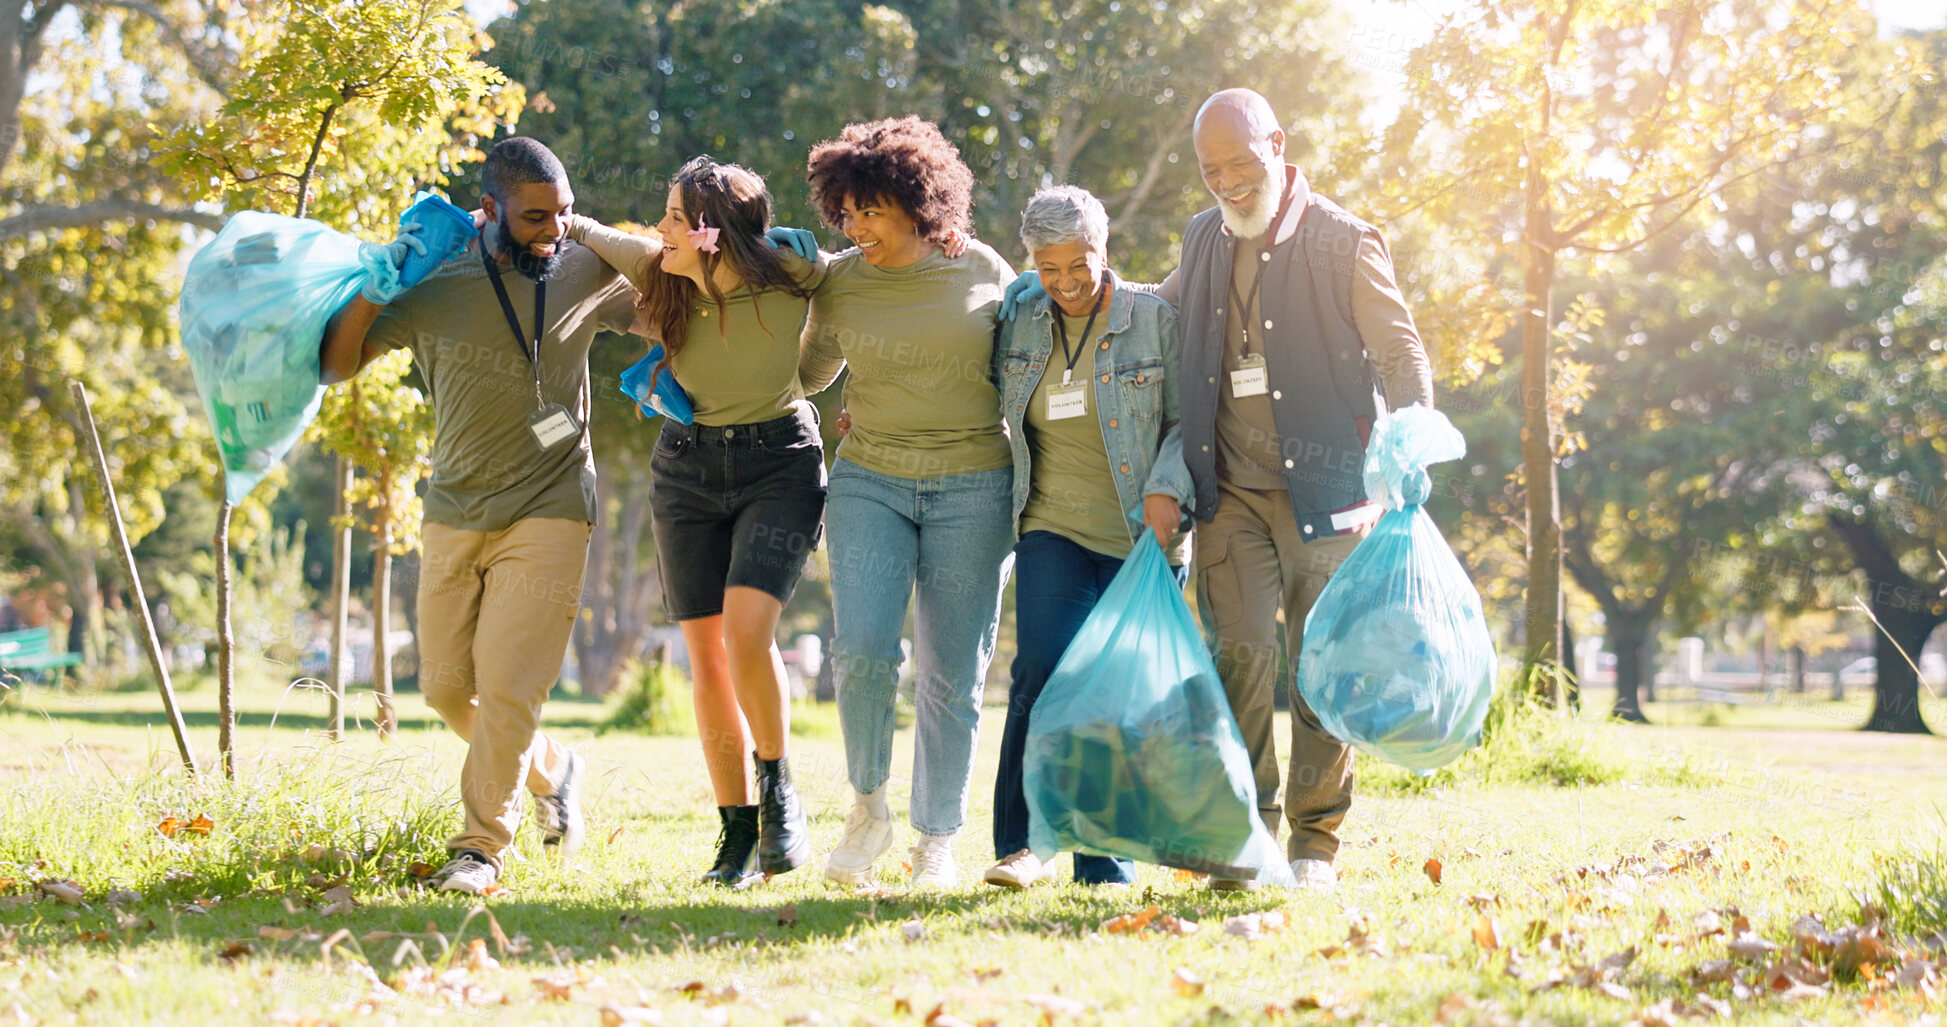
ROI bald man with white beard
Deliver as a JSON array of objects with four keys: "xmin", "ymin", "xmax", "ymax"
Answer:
[{"xmin": 1158, "ymin": 89, "xmax": 1435, "ymax": 891}]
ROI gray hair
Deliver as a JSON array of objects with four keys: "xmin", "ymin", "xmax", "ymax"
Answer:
[{"xmin": 1019, "ymin": 185, "xmax": 1109, "ymax": 257}]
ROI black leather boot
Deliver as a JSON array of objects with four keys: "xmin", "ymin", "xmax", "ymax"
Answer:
[
  {"xmin": 754, "ymin": 752, "xmax": 810, "ymax": 876},
  {"xmin": 702, "ymin": 805, "xmax": 760, "ymax": 888}
]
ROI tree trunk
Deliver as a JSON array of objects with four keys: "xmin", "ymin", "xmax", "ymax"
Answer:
[
  {"xmin": 327, "ymin": 455, "xmax": 353, "ymax": 741},
  {"xmin": 1606, "ymin": 608, "xmax": 1654, "ymax": 723},
  {"xmin": 63, "ymin": 477, "xmax": 101, "ymax": 679},
  {"xmin": 215, "ymin": 499, "xmax": 236, "ymax": 779},
  {"xmin": 1789, "ymin": 644, "xmax": 1806, "ymax": 694},
  {"xmin": 572, "ymin": 472, "xmax": 657, "ymax": 698},
  {"xmin": 371, "ymin": 521, "xmax": 396, "ymax": 739},
  {"xmin": 1520, "ymin": 234, "xmax": 1562, "ymax": 703},
  {"xmin": 1560, "ymin": 611, "xmax": 1580, "ymax": 711},
  {"xmin": 1862, "ymin": 611, "xmax": 1939, "ymax": 734},
  {"xmin": 1640, "ymin": 626, "xmax": 1659, "ymax": 703}
]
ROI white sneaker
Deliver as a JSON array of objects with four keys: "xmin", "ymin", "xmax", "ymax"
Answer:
[
  {"xmin": 824, "ymin": 791, "xmax": 894, "ymax": 886},
  {"xmin": 1289, "ymin": 858, "xmax": 1339, "ymax": 892},
  {"xmin": 436, "ymin": 850, "xmax": 499, "ymax": 894},
  {"xmin": 910, "ymin": 834, "xmax": 959, "ymax": 889},
  {"xmin": 534, "ymin": 751, "xmax": 586, "ymax": 857},
  {"xmin": 983, "ymin": 849, "xmax": 1049, "ymax": 889}
]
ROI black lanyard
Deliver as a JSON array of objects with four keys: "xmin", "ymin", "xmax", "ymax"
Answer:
[
  {"xmin": 1228, "ymin": 243, "xmax": 1271, "ymax": 357},
  {"xmin": 1051, "ymin": 272, "xmax": 1107, "ymax": 384},
  {"xmin": 482, "ymin": 246, "xmax": 548, "ymax": 405}
]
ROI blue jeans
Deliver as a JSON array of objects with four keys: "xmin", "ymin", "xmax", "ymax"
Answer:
[
  {"xmin": 992, "ymin": 531, "xmax": 1188, "ymax": 884},
  {"xmin": 828, "ymin": 459, "xmax": 1016, "ymax": 837}
]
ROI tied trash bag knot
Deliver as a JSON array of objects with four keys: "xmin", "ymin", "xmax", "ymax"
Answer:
[
  {"xmin": 1024, "ymin": 534, "xmax": 1293, "ymax": 886},
  {"xmin": 1296, "ymin": 404, "xmax": 1496, "ymax": 772}
]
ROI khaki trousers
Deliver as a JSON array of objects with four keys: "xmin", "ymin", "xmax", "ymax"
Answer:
[
  {"xmin": 1194, "ymin": 482, "xmax": 1363, "ymax": 863},
  {"xmin": 418, "ymin": 517, "xmax": 591, "ymax": 865}
]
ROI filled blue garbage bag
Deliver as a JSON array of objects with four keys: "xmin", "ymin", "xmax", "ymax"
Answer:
[
  {"xmin": 618, "ymin": 345, "xmax": 696, "ymax": 425},
  {"xmin": 1025, "ymin": 534, "xmax": 1293, "ymax": 885},
  {"xmin": 180, "ymin": 200, "xmax": 475, "ymax": 504},
  {"xmin": 1295, "ymin": 404, "xmax": 1496, "ymax": 772}
]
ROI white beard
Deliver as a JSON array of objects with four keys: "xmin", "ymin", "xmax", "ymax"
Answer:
[{"xmin": 1217, "ymin": 185, "xmax": 1277, "ymax": 240}]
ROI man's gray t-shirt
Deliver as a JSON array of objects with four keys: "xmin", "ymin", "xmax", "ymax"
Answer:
[{"xmin": 368, "ymin": 240, "xmax": 636, "ymax": 532}]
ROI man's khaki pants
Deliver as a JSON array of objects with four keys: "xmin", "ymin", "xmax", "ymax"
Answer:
[
  {"xmin": 1194, "ymin": 482, "xmax": 1364, "ymax": 864},
  {"xmin": 418, "ymin": 517, "xmax": 591, "ymax": 866}
]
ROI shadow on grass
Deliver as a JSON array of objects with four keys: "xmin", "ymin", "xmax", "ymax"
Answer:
[
  {"xmin": 9, "ymin": 705, "xmax": 612, "ymax": 734},
  {"xmin": 1, "ymin": 877, "xmax": 1266, "ymax": 966}
]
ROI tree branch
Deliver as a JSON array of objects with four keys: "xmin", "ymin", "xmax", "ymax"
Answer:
[
  {"xmin": 1109, "ymin": 124, "xmax": 1183, "ymax": 232},
  {"xmin": 0, "ymin": 198, "xmax": 223, "ymax": 239},
  {"xmin": 85, "ymin": 0, "xmax": 230, "ymax": 95}
]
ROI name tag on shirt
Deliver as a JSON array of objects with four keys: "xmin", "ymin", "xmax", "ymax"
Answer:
[
  {"xmin": 1230, "ymin": 354, "xmax": 1269, "ymax": 398},
  {"xmin": 529, "ymin": 404, "xmax": 581, "ymax": 449},
  {"xmin": 1046, "ymin": 381, "xmax": 1089, "ymax": 420}
]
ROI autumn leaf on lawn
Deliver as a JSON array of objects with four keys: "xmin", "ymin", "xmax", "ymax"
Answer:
[
  {"xmin": 777, "ymin": 902, "xmax": 799, "ymax": 927},
  {"xmin": 406, "ymin": 861, "xmax": 438, "ymax": 879},
  {"xmin": 156, "ymin": 817, "xmax": 183, "ymax": 838},
  {"xmin": 1102, "ymin": 905, "xmax": 1161, "ymax": 934},
  {"xmin": 1471, "ymin": 915, "xmax": 1502, "ymax": 951},
  {"xmin": 1424, "ymin": 858, "xmax": 1443, "ymax": 885},
  {"xmin": 37, "ymin": 880, "xmax": 83, "ymax": 905},
  {"xmin": 217, "ymin": 941, "xmax": 252, "ymax": 962},
  {"xmin": 532, "ymin": 964, "xmax": 599, "ymax": 1001},
  {"xmin": 186, "ymin": 815, "xmax": 214, "ymax": 837},
  {"xmin": 601, "ymin": 1006, "xmax": 664, "ymax": 1026},
  {"xmin": 925, "ymin": 1002, "xmax": 979, "ymax": 1027},
  {"xmin": 1726, "ymin": 932, "xmax": 1779, "ymax": 962},
  {"xmin": 1169, "ymin": 967, "xmax": 1204, "ymax": 998}
]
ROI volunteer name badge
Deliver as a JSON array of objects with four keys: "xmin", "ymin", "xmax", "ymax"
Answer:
[
  {"xmin": 1046, "ymin": 378, "xmax": 1089, "ymax": 420},
  {"xmin": 1230, "ymin": 353, "xmax": 1269, "ymax": 398},
  {"xmin": 529, "ymin": 403, "xmax": 580, "ymax": 449}
]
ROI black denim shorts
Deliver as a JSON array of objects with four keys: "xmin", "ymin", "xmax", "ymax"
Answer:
[{"xmin": 649, "ymin": 405, "xmax": 827, "ymax": 621}]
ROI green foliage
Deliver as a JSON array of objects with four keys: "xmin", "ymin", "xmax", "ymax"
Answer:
[
  {"xmin": 306, "ymin": 349, "xmax": 434, "ymax": 555},
  {"xmin": 1862, "ymin": 836, "xmax": 1947, "ymax": 938},
  {"xmin": 598, "ymin": 657, "xmax": 693, "ymax": 736},
  {"xmin": 155, "ymin": 523, "xmax": 315, "ymax": 665}
]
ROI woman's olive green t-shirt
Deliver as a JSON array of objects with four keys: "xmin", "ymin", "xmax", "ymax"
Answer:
[
  {"xmin": 1018, "ymin": 310, "xmax": 1132, "ymax": 557},
  {"xmin": 800, "ymin": 242, "xmax": 1014, "ymax": 479},
  {"xmin": 567, "ymin": 216, "xmax": 835, "ymax": 427}
]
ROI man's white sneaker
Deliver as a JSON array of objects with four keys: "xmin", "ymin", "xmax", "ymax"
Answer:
[
  {"xmin": 824, "ymin": 795, "xmax": 894, "ymax": 886},
  {"xmin": 436, "ymin": 850, "xmax": 500, "ymax": 894},
  {"xmin": 983, "ymin": 849, "xmax": 1049, "ymax": 889},
  {"xmin": 910, "ymin": 834, "xmax": 960, "ymax": 888},
  {"xmin": 1289, "ymin": 858, "xmax": 1339, "ymax": 892},
  {"xmin": 534, "ymin": 751, "xmax": 586, "ymax": 857}
]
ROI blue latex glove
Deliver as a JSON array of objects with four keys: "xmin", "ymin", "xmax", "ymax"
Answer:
[
  {"xmin": 765, "ymin": 226, "xmax": 819, "ymax": 262},
  {"xmin": 356, "ymin": 222, "xmax": 428, "ymax": 304},
  {"xmin": 999, "ymin": 269, "xmax": 1044, "ymax": 321}
]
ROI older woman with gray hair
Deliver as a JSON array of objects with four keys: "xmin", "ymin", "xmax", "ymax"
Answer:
[{"xmin": 984, "ymin": 185, "xmax": 1194, "ymax": 889}]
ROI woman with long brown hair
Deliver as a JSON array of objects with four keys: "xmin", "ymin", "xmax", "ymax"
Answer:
[{"xmin": 562, "ymin": 155, "xmax": 837, "ymax": 887}]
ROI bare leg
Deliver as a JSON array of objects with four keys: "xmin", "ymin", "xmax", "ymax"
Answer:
[
  {"xmin": 679, "ymin": 615, "xmax": 752, "ymax": 806},
  {"xmin": 722, "ymin": 585, "xmax": 790, "ymax": 761}
]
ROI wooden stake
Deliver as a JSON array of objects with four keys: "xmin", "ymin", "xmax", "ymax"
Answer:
[{"xmin": 67, "ymin": 381, "xmax": 197, "ymax": 777}]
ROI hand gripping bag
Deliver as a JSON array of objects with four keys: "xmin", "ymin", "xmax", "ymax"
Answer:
[
  {"xmin": 1294, "ymin": 404, "xmax": 1496, "ymax": 772},
  {"xmin": 180, "ymin": 200, "xmax": 476, "ymax": 504},
  {"xmin": 1025, "ymin": 534, "xmax": 1293, "ymax": 885}
]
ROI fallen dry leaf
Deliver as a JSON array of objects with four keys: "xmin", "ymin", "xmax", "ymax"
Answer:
[
  {"xmin": 1471, "ymin": 915, "xmax": 1502, "ymax": 951},
  {"xmin": 1424, "ymin": 858, "xmax": 1443, "ymax": 885},
  {"xmin": 776, "ymin": 903, "xmax": 798, "ymax": 928},
  {"xmin": 531, "ymin": 965, "xmax": 597, "ymax": 1000},
  {"xmin": 37, "ymin": 880, "xmax": 84, "ymax": 905},
  {"xmin": 601, "ymin": 1006, "xmax": 663, "ymax": 1026},
  {"xmin": 464, "ymin": 938, "xmax": 499, "ymax": 972},
  {"xmin": 1689, "ymin": 959, "xmax": 1736, "ymax": 984},
  {"xmin": 1103, "ymin": 905, "xmax": 1161, "ymax": 934},
  {"xmin": 1022, "ymin": 994, "xmax": 1086, "ymax": 1020},
  {"xmin": 156, "ymin": 817, "xmax": 183, "ymax": 838},
  {"xmin": 406, "ymin": 861, "xmax": 438, "ymax": 880},
  {"xmin": 186, "ymin": 815, "xmax": 214, "ymax": 837},
  {"xmin": 217, "ymin": 941, "xmax": 252, "ymax": 962},
  {"xmin": 1726, "ymin": 932, "xmax": 1779, "ymax": 962},
  {"xmin": 901, "ymin": 918, "xmax": 926, "ymax": 942},
  {"xmin": 1156, "ymin": 914, "xmax": 1198, "ymax": 937},
  {"xmin": 1169, "ymin": 967, "xmax": 1204, "ymax": 998},
  {"xmin": 924, "ymin": 1005, "xmax": 977, "ymax": 1027}
]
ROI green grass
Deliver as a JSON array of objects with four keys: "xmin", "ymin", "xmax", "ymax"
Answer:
[{"xmin": 1, "ymin": 673, "xmax": 1944, "ymax": 1026}]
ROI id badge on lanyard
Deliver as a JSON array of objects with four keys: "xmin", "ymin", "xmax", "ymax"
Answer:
[
  {"xmin": 1045, "ymin": 378, "xmax": 1088, "ymax": 420},
  {"xmin": 1048, "ymin": 276, "xmax": 1106, "ymax": 422},
  {"xmin": 1230, "ymin": 353, "xmax": 1269, "ymax": 398},
  {"xmin": 483, "ymin": 249, "xmax": 580, "ymax": 450}
]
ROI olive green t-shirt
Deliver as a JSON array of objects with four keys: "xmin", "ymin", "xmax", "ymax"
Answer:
[
  {"xmin": 1019, "ymin": 312, "xmax": 1131, "ymax": 557},
  {"xmin": 804, "ymin": 242, "xmax": 1013, "ymax": 479},
  {"xmin": 1216, "ymin": 238, "xmax": 1287, "ymax": 489},
  {"xmin": 367, "ymin": 240, "xmax": 636, "ymax": 532},
  {"xmin": 565, "ymin": 216, "xmax": 834, "ymax": 426}
]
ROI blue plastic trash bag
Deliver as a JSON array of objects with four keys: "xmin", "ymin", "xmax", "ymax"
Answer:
[
  {"xmin": 1295, "ymin": 404, "xmax": 1496, "ymax": 772},
  {"xmin": 618, "ymin": 346, "xmax": 695, "ymax": 425},
  {"xmin": 180, "ymin": 211, "xmax": 403, "ymax": 503},
  {"xmin": 1025, "ymin": 534, "xmax": 1294, "ymax": 885},
  {"xmin": 397, "ymin": 190, "xmax": 478, "ymax": 288}
]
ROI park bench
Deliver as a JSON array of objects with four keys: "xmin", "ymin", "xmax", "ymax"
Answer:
[{"xmin": 0, "ymin": 626, "xmax": 81, "ymax": 681}]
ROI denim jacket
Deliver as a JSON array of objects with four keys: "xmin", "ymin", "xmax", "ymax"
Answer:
[{"xmin": 997, "ymin": 269, "xmax": 1194, "ymax": 554}]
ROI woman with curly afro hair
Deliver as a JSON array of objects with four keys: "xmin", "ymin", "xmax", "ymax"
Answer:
[{"xmin": 796, "ymin": 116, "xmax": 1019, "ymax": 890}]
